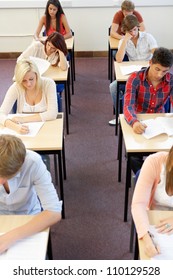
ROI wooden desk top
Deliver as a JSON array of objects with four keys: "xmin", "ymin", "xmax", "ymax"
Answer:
[
  {"xmin": 0, "ymin": 215, "xmax": 49, "ymax": 260},
  {"xmin": 114, "ymin": 60, "xmax": 149, "ymax": 82},
  {"xmin": 119, "ymin": 113, "xmax": 173, "ymax": 153},
  {"xmin": 43, "ymin": 65, "xmax": 68, "ymax": 82},
  {"xmin": 0, "ymin": 215, "xmax": 48, "ymax": 232},
  {"xmin": 139, "ymin": 210, "xmax": 173, "ymax": 260},
  {"xmin": 109, "ymin": 36, "xmax": 119, "ymax": 49},
  {"xmin": 20, "ymin": 115, "xmax": 64, "ymax": 151},
  {"xmin": 0, "ymin": 114, "xmax": 64, "ymax": 152}
]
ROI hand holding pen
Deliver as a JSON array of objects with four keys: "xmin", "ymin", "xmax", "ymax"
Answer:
[
  {"xmin": 142, "ymin": 231, "xmax": 160, "ymax": 258},
  {"xmin": 132, "ymin": 121, "xmax": 147, "ymax": 134}
]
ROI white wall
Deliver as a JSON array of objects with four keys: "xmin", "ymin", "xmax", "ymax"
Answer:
[{"xmin": 0, "ymin": 6, "xmax": 173, "ymax": 52}]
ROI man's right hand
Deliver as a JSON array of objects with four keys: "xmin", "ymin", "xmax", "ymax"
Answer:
[{"xmin": 133, "ymin": 121, "xmax": 147, "ymax": 134}]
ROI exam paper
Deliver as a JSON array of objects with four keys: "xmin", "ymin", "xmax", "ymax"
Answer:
[
  {"xmin": 0, "ymin": 122, "xmax": 44, "ymax": 137},
  {"xmin": 0, "ymin": 232, "xmax": 48, "ymax": 260},
  {"xmin": 120, "ymin": 65, "xmax": 144, "ymax": 76},
  {"xmin": 149, "ymin": 225, "xmax": 173, "ymax": 260},
  {"xmin": 29, "ymin": 56, "xmax": 50, "ymax": 75}
]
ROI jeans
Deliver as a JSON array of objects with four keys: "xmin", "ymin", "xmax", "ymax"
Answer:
[{"xmin": 109, "ymin": 80, "xmax": 125, "ymax": 114}]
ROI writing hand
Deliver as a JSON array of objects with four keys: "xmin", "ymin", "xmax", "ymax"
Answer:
[
  {"xmin": 142, "ymin": 232, "xmax": 160, "ymax": 258},
  {"xmin": 18, "ymin": 124, "xmax": 30, "ymax": 135},
  {"xmin": 133, "ymin": 121, "xmax": 147, "ymax": 134}
]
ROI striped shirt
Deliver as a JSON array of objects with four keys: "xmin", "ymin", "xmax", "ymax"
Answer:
[{"xmin": 124, "ymin": 67, "xmax": 173, "ymax": 125}]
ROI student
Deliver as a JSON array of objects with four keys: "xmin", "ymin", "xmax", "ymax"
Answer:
[
  {"xmin": 110, "ymin": 0, "xmax": 145, "ymax": 40},
  {"xmin": 109, "ymin": 15, "xmax": 157, "ymax": 126},
  {"xmin": 0, "ymin": 134, "xmax": 61, "ymax": 254},
  {"xmin": 131, "ymin": 147, "xmax": 173, "ymax": 258},
  {"xmin": 0, "ymin": 58, "xmax": 58, "ymax": 135},
  {"xmin": 17, "ymin": 32, "xmax": 68, "ymax": 71},
  {"xmin": 124, "ymin": 47, "xmax": 173, "ymax": 173},
  {"xmin": 34, "ymin": 0, "xmax": 72, "ymax": 41}
]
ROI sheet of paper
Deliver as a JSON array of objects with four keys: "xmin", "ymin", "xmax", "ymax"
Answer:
[
  {"xmin": 0, "ymin": 122, "xmax": 44, "ymax": 137},
  {"xmin": 120, "ymin": 65, "xmax": 144, "ymax": 76},
  {"xmin": 142, "ymin": 119, "xmax": 164, "ymax": 139},
  {"xmin": 149, "ymin": 225, "xmax": 173, "ymax": 260},
  {"xmin": 0, "ymin": 232, "xmax": 48, "ymax": 260},
  {"xmin": 29, "ymin": 56, "xmax": 50, "ymax": 75},
  {"xmin": 142, "ymin": 117, "xmax": 173, "ymax": 139}
]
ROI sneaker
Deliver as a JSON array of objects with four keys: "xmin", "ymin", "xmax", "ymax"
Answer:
[
  {"xmin": 108, "ymin": 118, "xmax": 119, "ymax": 126},
  {"xmin": 109, "ymin": 119, "xmax": 116, "ymax": 126}
]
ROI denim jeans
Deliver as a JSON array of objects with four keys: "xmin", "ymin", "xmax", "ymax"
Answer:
[{"xmin": 109, "ymin": 80, "xmax": 125, "ymax": 114}]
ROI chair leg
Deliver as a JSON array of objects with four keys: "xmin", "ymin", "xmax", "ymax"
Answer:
[{"xmin": 134, "ymin": 232, "xmax": 139, "ymax": 260}]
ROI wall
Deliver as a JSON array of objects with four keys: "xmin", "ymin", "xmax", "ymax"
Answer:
[{"xmin": 0, "ymin": 5, "xmax": 173, "ymax": 53}]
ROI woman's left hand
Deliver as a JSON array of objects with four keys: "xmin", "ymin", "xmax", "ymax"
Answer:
[{"xmin": 155, "ymin": 217, "xmax": 173, "ymax": 234}]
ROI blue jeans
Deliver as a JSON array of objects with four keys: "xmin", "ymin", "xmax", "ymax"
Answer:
[{"xmin": 109, "ymin": 80, "xmax": 125, "ymax": 114}]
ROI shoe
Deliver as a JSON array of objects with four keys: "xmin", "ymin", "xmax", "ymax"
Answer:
[
  {"xmin": 109, "ymin": 118, "xmax": 119, "ymax": 126},
  {"xmin": 109, "ymin": 119, "xmax": 116, "ymax": 126}
]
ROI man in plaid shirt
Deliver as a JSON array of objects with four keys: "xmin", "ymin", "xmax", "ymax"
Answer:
[{"xmin": 124, "ymin": 47, "xmax": 173, "ymax": 173}]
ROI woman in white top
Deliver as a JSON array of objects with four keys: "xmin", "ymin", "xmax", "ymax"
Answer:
[
  {"xmin": 0, "ymin": 58, "xmax": 58, "ymax": 135},
  {"xmin": 17, "ymin": 32, "xmax": 68, "ymax": 71}
]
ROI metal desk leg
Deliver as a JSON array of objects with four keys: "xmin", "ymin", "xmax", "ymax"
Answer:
[
  {"xmin": 62, "ymin": 136, "xmax": 67, "ymax": 180},
  {"xmin": 108, "ymin": 42, "xmax": 111, "ymax": 80},
  {"xmin": 58, "ymin": 151, "xmax": 65, "ymax": 219},
  {"xmin": 115, "ymin": 82, "xmax": 120, "ymax": 135},
  {"xmin": 110, "ymin": 49, "xmax": 113, "ymax": 82},
  {"xmin": 69, "ymin": 53, "xmax": 74, "ymax": 96},
  {"xmin": 124, "ymin": 154, "xmax": 131, "ymax": 222},
  {"xmin": 118, "ymin": 123, "xmax": 122, "ymax": 182},
  {"xmin": 47, "ymin": 231, "xmax": 53, "ymax": 260},
  {"xmin": 64, "ymin": 81, "xmax": 69, "ymax": 135}
]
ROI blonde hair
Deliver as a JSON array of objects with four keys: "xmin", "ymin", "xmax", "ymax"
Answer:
[
  {"xmin": 14, "ymin": 58, "xmax": 42, "ymax": 91},
  {"xmin": 0, "ymin": 135, "xmax": 26, "ymax": 178},
  {"xmin": 166, "ymin": 146, "xmax": 173, "ymax": 194}
]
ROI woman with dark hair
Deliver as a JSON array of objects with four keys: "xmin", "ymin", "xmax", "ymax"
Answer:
[
  {"xmin": 17, "ymin": 31, "xmax": 68, "ymax": 70},
  {"xmin": 34, "ymin": 0, "xmax": 72, "ymax": 40}
]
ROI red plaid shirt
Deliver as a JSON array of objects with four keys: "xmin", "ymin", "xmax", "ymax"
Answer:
[{"xmin": 124, "ymin": 67, "xmax": 173, "ymax": 125}]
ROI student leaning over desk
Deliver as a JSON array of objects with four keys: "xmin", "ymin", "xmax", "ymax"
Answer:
[
  {"xmin": 0, "ymin": 58, "xmax": 58, "ymax": 135},
  {"xmin": 124, "ymin": 47, "xmax": 173, "ymax": 174},
  {"xmin": 110, "ymin": 0, "xmax": 145, "ymax": 40},
  {"xmin": 0, "ymin": 134, "xmax": 61, "ymax": 254},
  {"xmin": 17, "ymin": 32, "xmax": 68, "ymax": 71},
  {"xmin": 131, "ymin": 146, "xmax": 173, "ymax": 258}
]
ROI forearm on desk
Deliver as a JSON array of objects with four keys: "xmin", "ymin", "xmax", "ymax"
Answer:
[{"xmin": 0, "ymin": 211, "xmax": 61, "ymax": 254}]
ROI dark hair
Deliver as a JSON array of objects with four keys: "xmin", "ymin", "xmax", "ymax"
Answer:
[
  {"xmin": 152, "ymin": 47, "xmax": 173, "ymax": 68},
  {"xmin": 45, "ymin": 0, "xmax": 64, "ymax": 35},
  {"xmin": 121, "ymin": 0, "xmax": 135, "ymax": 11},
  {"xmin": 45, "ymin": 31, "xmax": 68, "ymax": 56},
  {"xmin": 122, "ymin": 14, "xmax": 139, "ymax": 33}
]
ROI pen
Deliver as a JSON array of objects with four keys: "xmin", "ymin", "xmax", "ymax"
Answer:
[{"xmin": 148, "ymin": 231, "xmax": 158, "ymax": 251}]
